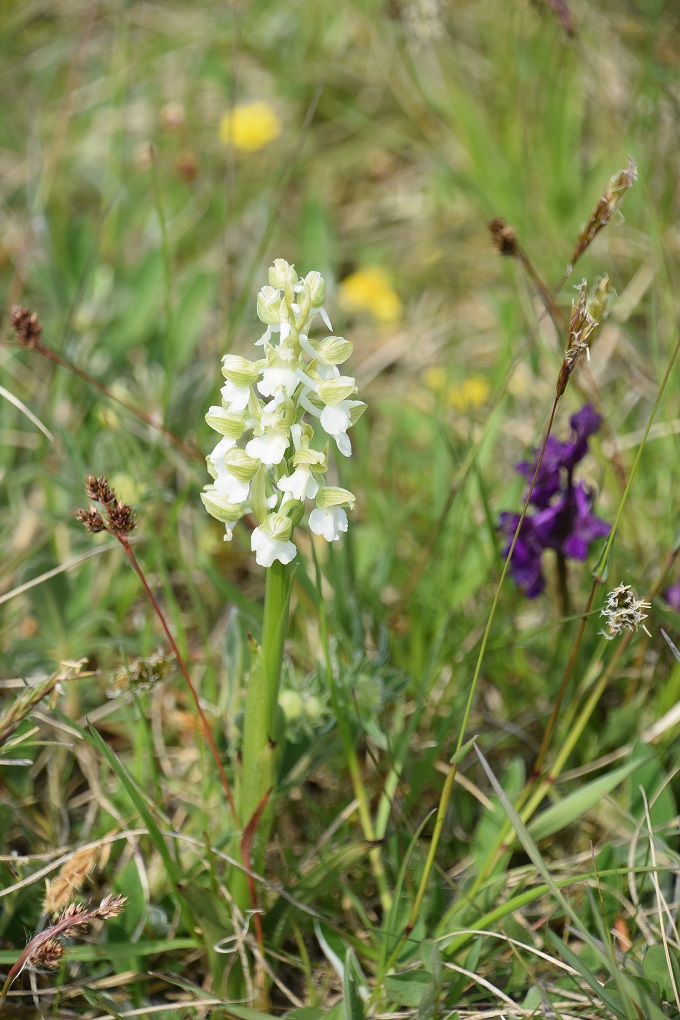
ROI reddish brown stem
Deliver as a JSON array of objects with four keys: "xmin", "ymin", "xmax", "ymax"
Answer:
[
  {"xmin": 118, "ymin": 535, "xmax": 237, "ymax": 821},
  {"xmin": 12, "ymin": 340, "xmax": 203, "ymax": 464}
]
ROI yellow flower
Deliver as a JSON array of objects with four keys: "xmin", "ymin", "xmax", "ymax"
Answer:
[
  {"xmin": 218, "ymin": 101, "xmax": 282, "ymax": 153},
  {"xmin": 338, "ymin": 267, "xmax": 403, "ymax": 324},
  {"xmin": 422, "ymin": 366, "xmax": 447, "ymax": 393},
  {"xmin": 447, "ymin": 375, "xmax": 490, "ymax": 412}
]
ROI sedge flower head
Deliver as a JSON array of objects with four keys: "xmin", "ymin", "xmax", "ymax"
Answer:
[
  {"xmin": 202, "ymin": 260, "xmax": 365, "ymax": 567},
  {"xmin": 218, "ymin": 101, "xmax": 282, "ymax": 153},
  {"xmin": 499, "ymin": 405, "xmax": 610, "ymax": 597},
  {"xmin": 600, "ymin": 584, "xmax": 651, "ymax": 640},
  {"xmin": 338, "ymin": 266, "xmax": 403, "ymax": 324}
]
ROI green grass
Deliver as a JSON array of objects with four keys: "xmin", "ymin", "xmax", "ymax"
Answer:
[{"xmin": 1, "ymin": 0, "xmax": 680, "ymax": 1017}]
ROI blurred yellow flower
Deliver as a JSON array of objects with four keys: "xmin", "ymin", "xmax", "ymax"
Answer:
[
  {"xmin": 338, "ymin": 267, "xmax": 403, "ymax": 324},
  {"xmin": 447, "ymin": 375, "xmax": 490, "ymax": 412},
  {"xmin": 422, "ymin": 366, "xmax": 447, "ymax": 393},
  {"xmin": 218, "ymin": 101, "xmax": 282, "ymax": 153},
  {"xmin": 422, "ymin": 369, "xmax": 490, "ymax": 411}
]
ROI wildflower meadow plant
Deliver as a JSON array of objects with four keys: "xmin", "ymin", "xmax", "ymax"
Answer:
[
  {"xmin": 201, "ymin": 258, "xmax": 364, "ymax": 568},
  {"xmin": 218, "ymin": 100, "xmax": 282, "ymax": 152},
  {"xmin": 202, "ymin": 259, "xmax": 365, "ymax": 911},
  {"xmin": 500, "ymin": 405, "xmax": 610, "ymax": 598}
]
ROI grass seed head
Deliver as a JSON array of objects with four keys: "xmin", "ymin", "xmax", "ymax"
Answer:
[
  {"xmin": 74, "ymin": 507, "xmax": 106, "ymax": 533},
  {"xmin": 600, "ymin": 583, "xmax": 652, "ymax": 640},
  {"xmin": 10, "ymin": 305, "xmax": 43, "ymax": 349},
  {"xmin": 488, "ymin": 218, "xmax": 519, "ymax": 257},
  {"xmin": 29, "ymin": 937, "xmax": 64, "ymax": 970},
  {"xmin": 85, "ymin": 475, "xmax": 117, "ymax": 506},
  {"xmin": 44, "ymin": 844, "xmax": 111, "ymax": 917},
  {"xmin": 571, "ymin": 157, "xmax": 638, "ymax": 265}
]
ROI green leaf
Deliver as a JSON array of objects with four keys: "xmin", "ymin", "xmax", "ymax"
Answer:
[
  {"xmin": 86, "ymin": 724, "xmax": 181, "ymax": 887},
  {"xmin": 474, "ymin": 744, "xmax": 626, "ymax": 1017},
  {"xmin": 547, "ymin": 932, "xmax": 627, "ymax": 1019},
  {"xmin": 378, "ymin": 809, "xmax": 435, "ymax": 974},
  {"xmin": 644, "ymin": 945, "xmax": 680, "ymax": 1001},
  {"xmin": 325, "ymin": 1003, "xmax": 344, "ymax": 1020},
  {"xmin": 315, "ymin": 918, "xmax": 347, "ymax": 982},
  {"xmin": 417, "ymin": 979, "xmax": 438, "ymax": 1020},
  {"xmin": 107, "ymin": 252, "xmax": 165, "ymax": 354},
  {"xmin": 343, "ymin": 949, "xmax": 366, "ymax": 1020},
  {"xmin": 286, "ymin": 1010, "xmax": 326, "ymax": 1020},
  {"xmin": 527, "ymin": 758, "xmax": 642, "ymax": 842},
  {"xmin": 180, "ymin": 880, "xmax": 237, "ymax": 995},
  {"xmin": 449, "ymin": 735, "xmax": 478, "ymax": 766},
  {"xmin": 170, "ymin": 271, "xmax": 217, "ymax": 373},
  {"xmin": 384, "ymin": 972, "xmax": 433, "ymax": 1007},
  {"xmin": 224, "ymin": 1007, "xmax": 280, "ymax": 1020},
  {"xmin": 419, "ymin": 940, "xmax": 442, "ymax": 983},
  {"xmin": 628, "ymin": 742, "xmax": 678, "ymax": 831}
]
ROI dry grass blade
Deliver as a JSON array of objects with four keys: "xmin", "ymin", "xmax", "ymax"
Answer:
[{"xmin": 0, "ymin": 382, "xmax": 55, "ymax": 442}]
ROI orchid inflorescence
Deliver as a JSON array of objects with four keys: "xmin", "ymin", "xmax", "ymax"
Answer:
[
  {"xmin": 500, "ymin": 405, "xmax": 611, "ymax": 597},
  {"xmin": 201, "ymin": 260, "xmax": 366, "ymax": 567}
]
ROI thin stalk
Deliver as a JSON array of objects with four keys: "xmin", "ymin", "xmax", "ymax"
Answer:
[
  {"xmin": 313, "ymin": 546, "xmax": 392, "ymax": 915},
  {"xmin": 531, "ymin": 580, "xmax": 598, "ymax": 780},
  {"xmin": 118, "ymin": 536, "xmax": 237, "ymax": 820},
  {"xmin": 436, "ymin": 628, "xmax": 632, "ymax": 940},
  {"xmin": 533, "ymin": 331, "xmax": 680, "ymax": 779},
  {"xmin": 403, "ymin": 396, "xmax": 562, "ymax": 937},
  {"xmin": 555, "ymin": 549, "xmax": 570, "ymax": 619},
  {"xmin": 9, "ymin": 340, "xmax": 202, "ymax": 463}
]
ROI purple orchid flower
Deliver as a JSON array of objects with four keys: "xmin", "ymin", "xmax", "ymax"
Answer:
[
  {"xmin": 500, "ymin": 405, "xmax": 610, "ymax": 597},
  {"xmin": 664, "ymin": 584, "xmax": 680, "ymax": 614}
]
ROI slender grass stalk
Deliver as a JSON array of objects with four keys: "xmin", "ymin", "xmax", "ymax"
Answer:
[
  {"xmin": 531, "ymin": 582, "xmax": 599, "ymax": 780},
  {"xmin": 312, "ymin": 544, "xmax": 392, "ymax": 915},
  {"xmin": 402, "ymin": 396, "xmax": 561, "ymax": 940},
  {"xmin": 75, "ymin": 477, "xmax": 237, "ymax": 819}
]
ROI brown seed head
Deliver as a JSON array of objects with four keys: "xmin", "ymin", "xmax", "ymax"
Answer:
[
  {"xmin": 571, "ymin": 158, "xmax": 638, "ymax": 265},
  {"xmin": 58, "ymin": 901, "xmax": 90, "ymax": 935},
  {"xmin": 488, "ymin": 218, "xmax": 519, "ymax": 257},
  {"xmin": 105, "ymin": 500, "xmax": 137, "ymax": 536},
  {"xmin": 29, "ymin": 936, "xmax": 64, "ymax": 970},
  {"xmin": 10, "ymin": 306, "xmax": 43, "ymax": 349},
  {"xmin": 557, "ymin": 279, "xmax": 597, "ymax": 397},
  {"xmin": 85, "ymin": 475, "xmax": 117, "ymax": 506},
  {"xmin": 92, "ymin": 893, "xmax": 127, "ymax": 920},
  {"xmin": 44, "ymin": 844, "xmax": 110, "ymax": 917},
  {"xmin": 75, "ymin": 507, "xmax": 106, "ymax": 533}
]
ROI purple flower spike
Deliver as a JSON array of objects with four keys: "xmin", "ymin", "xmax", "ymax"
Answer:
[
  {"xmin": 664, "ymin": 584, "xmax": 680, "ymax": 614},
  {"xmin": 565, "ymin": 405, "xmax": 603, "ymax": 468},
  {"xmin": 499, "ymin": 406, "xmax": 610, "ymax": 597},
  {"xmin": 499, "ymin": 513, "xmax": 546, "ymax": 597}
]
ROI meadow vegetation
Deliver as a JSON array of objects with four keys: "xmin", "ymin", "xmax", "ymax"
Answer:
[{"xmin": 1, "ymin": 1, "xmax": 680, "ymax": 1018}]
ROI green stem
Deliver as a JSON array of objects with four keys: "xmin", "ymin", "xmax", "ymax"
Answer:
[{"xmin": 232, "ymin": 559, "xmax": 293, "ymax": 910}]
